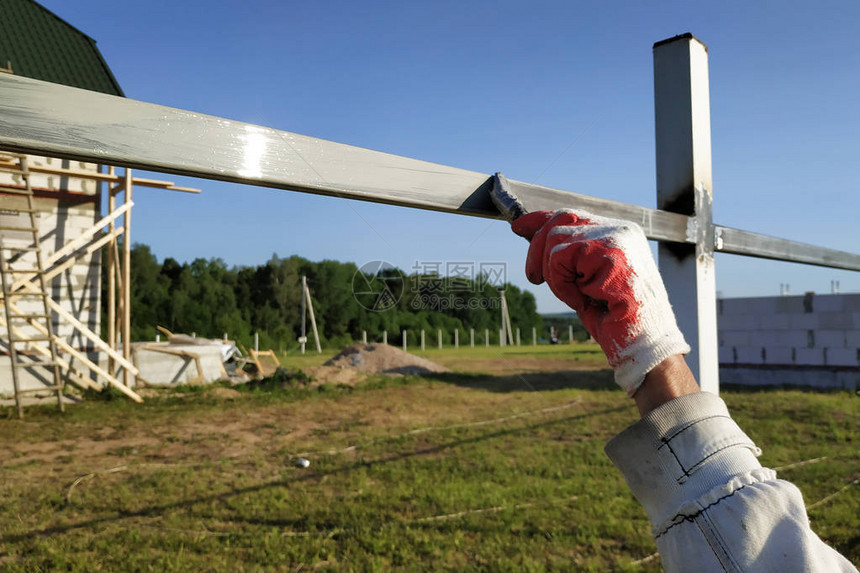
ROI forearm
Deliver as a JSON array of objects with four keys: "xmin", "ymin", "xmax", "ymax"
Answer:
[
  {"xmin": 608, "ymin": 387, "xmax": 857, "ymax": 572},
  {"xmin": 632, "ymin": 354, "xmax": 699, "ymax": 416}
]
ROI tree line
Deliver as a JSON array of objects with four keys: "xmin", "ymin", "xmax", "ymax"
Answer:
[{"xmin": 113, "ymin": 244, "xmax": 545, "ymax": 351}]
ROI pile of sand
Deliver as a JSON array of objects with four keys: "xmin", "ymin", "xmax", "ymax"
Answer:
[{"xmin": 323, "ymin": 343, "xmax": 450, "ymax": 376}]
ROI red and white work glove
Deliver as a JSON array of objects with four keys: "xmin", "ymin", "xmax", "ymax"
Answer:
[{"xmin": 512, "ymin": 209, "xmax": 690, "ymax": 395}]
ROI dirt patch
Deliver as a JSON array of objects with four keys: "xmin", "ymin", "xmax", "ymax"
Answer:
[
  {"xmin": 305, "ymin": 344, "xmax": 450, "ymax": 386},
  {"xmin": 207, "ymin": 387, "xmax": 243, "ymax": 400},
  {"xmin": 135, "ymin": 386, "xmax": 244, "ymax": 401},
  {"xmin": 324, "ymin": 343, "xmax": 450, "ymax": 376},
  {"xmin": 0, "ymin": 349, "xmax": 600, "ymax": 471},
  {"xmin": 304, "ymin": 366, "xmax": 365, "ymax": 386}
]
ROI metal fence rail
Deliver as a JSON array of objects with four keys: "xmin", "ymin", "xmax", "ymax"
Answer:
[{"xmin": 0, "ymin": 33, "xmax": 857, "ymax": 393}]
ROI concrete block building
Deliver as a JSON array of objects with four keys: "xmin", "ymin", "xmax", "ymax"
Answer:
[{"xmin": 718, "ymin": 293, "xmax": 860, "ymax": 389}]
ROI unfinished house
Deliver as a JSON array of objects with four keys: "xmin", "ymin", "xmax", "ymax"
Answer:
[
  {"xmin": 0, "ymin": 0, "xmax": 206, "ymax": 415},
  {"xmin": 0, "ymin": 0, "xmax": 123, "ymax": 409}
]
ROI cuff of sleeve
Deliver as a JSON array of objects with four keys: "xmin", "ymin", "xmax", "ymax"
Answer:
[
  {"xmin": 612, "ymin": 330, "xmax": 690, "ymax": 395},
  {"xmin": 604, "ymin": 392, "xmax": 762, "ymax": 530}
]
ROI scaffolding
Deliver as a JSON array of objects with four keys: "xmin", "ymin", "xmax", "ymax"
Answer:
[{"xmin": 0, "ymin": 152, "xmax": 199, "ymax": 417}]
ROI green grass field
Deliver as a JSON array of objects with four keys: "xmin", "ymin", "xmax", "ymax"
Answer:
[{"xmin": 1, "ymin": 345, "xmax": 857, "ymax": 571}]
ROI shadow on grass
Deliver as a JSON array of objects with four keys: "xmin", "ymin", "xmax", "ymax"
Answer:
[
  {"xmin": 718, "ymin": 383, "xmax": 858, "ymax": 395},
  {"xmin": 0, "ymin": 404, "xmax": 627, "ymax": 545},
  {"xmin": 421, "ymin": 371, "xmax": 858, "ymax": 397},
  {"xmin": 421, "ymin": 369, "xmax": 618, "ymax": 393}
]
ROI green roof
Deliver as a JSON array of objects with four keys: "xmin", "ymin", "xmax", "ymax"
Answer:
[{"xmin": 0, "ymin": 0, "xmax": 123, "ymax": 96}]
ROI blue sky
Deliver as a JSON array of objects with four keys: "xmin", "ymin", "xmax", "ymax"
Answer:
[{"xmin": 40, "ymin": 0, "xmax": 860, "ymax": 313}]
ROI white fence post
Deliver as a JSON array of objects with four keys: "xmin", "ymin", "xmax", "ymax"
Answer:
[
  {"xmin": 470, "ymin": 328, "xmax": 474, "ymax": 348},
  {"xmin": 516, "ymin": 327, "xmax": 521, "ymax": 346},
  {"xmin": 383, "ymin": 330, "xmax": 387, "ymax": 345},
  {"xmin": 362, "ymin": 330, "xmax": 367, "ymax": 344},
  {"xmin": 438, "ymin": 329, "xmax": 442, "ymax": 349},
  {"xmin": 485, "ymin": 328, "xmax": 489, "ymax": 347},
  {"xmin": 568, "ymin": 325, "xmax": 573, "ymax": 344},
  {"xmin": 532, "ymin": 327, "xmax": 536, "ymax": 346},
  {"xmin": 421, "ymin": 329, "xmax": 425, "ymax": 351},
  {"xmin": 454, "ymin": 329, "xmax": 459, "ymax": 348},
  {"xmin": 499, "ymin": 328, "xmax": 505, "ymax": 348},
  {"xmin": 402, "ymin": 329, "xmax": 407, "ymax": 352},
  {"xmin": 653, "ymin": 34, "xmax": 719, "ymax": 394}
]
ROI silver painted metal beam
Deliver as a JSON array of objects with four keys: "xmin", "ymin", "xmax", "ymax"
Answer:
[
  {"xmin": 0, "ymin": 72, "xmax": 858, "ymax": 273},
  {"xmin": 0, "ymin": 73, "xmax": 688, "ymax": 241},
  {"xmin": 504, "ymin": 180, "xmax": 688, "ymax": 243},
  {"xmin": 715, "ymin": 226, "xmax": 860, "ymax": 271}
]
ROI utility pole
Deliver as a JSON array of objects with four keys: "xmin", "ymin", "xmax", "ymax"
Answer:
[
  {"xmin": 300, "ymin": 276, "xmax": 307, "ymax": 354},
  {"xmin": 301, "ymin": 275, "xmax": 321, "ymax": 354},
  {"xmin": 499, "ymin": 290, "xmax": 514, "ymax": 346}
]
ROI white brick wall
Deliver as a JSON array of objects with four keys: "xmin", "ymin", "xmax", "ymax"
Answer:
[
  {"xmin": 816, "ymin": 330, "xmax": 846, "ymax": 348},
  {"xmin": 1, "ymin": 155, "xmax": 102, "ymax": 363},
  {"xmin": 763, "ymin": 347, "xmax": 793, "ymax": 364},
  {"xmin": 759, "ymin": 313, "xmax": 791, "ymax": 330},
  {"xmin": 720, "ymin": 331, "xmax": 751, "ymax": 347},
  {"xmin": 826, "ymin": 348, "xmax": 858, "ymax": 367},
  {"xmin": 819, "ymin": 312, "xmax": 854, "ymax": 330},
  {"xmin": 795, "ymin": 348, "xmax": 825, "ymax": 366},
  {"xmin": 751, "ymin": 330, "xmax": 808, "ymax": 347},
  {"xmin": 718, "ymin": 346, "xmax": 734, "ymax": 363},
  {"xmin": 718, "ymin": 314, "xmax": 759, "ymax": 330},
  {"xmin": 0, "ymin": 156, "xmax": 98, "ymax": 194},
  {"xmin": 736, "ymin": 347, "xmax": 763, "ymax": 364},
  {"xmin": 789, "ymin": 314, "xmax": 818, "ymax": 330},
  {"xmin": 718, "ymin": 293, "xmax": 860, "ymax": 367}
]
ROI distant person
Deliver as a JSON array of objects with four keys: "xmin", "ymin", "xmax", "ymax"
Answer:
[{"xmin": 510, "ymin": 209, "xmax": 857, "ymax": 572}]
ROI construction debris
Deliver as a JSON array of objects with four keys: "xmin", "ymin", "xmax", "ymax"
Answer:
[
  {"xmin": 133, "ymin": 328, "xmax": 243, "ymax": 386},
  {"xmin": 250, "ymin": 349, "xmax": 281, "ymax": 377}
]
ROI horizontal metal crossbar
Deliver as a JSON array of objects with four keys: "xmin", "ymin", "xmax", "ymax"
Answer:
[
  {"xmin": 715, "ymin": 226, "xmax": 859, "ymax": 271},
  {"xmin": 0, "ymin": 74, "xmax": 857, "ymax": 271}
]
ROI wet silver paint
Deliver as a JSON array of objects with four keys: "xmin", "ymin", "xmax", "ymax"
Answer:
[
  {"xmin": 0, "ymin": 73, "xmax": 688, "ymax": 241},
  {"xmin": 0, "ymin": 73, "xmax": 857, "ymax": 271},
  {"xmin": 489, "ymin": 173, "xmax": 527, "ymax": 221}
]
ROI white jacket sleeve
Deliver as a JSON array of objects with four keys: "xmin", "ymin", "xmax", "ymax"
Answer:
[{"xmin": 605, "ymin": 392, "xmax": 857, "ymax": 572}]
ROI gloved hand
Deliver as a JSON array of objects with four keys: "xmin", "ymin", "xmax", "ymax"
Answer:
[{"xmin": 512, "ymin": 209, "xmax": 690, "ymax": 394}]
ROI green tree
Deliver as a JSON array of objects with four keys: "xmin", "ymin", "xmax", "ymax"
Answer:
[{"xmin": 117, "ymin": 244, "xmax": 545, "ymax": 349}]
